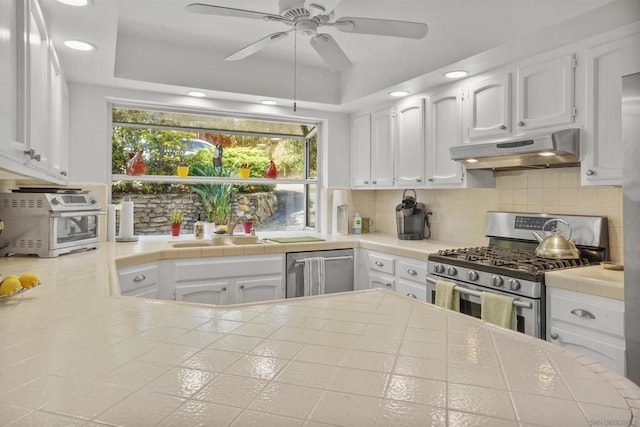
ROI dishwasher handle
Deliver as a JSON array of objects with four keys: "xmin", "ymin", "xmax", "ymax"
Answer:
[{"xmin": 294, "ymin": 255, "xmax": 353, "ymax": 265}]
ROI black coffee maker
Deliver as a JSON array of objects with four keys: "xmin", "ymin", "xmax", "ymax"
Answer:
[{"xmin": 395, "ymin": 190, "xmax": 431, "ymax": 240}]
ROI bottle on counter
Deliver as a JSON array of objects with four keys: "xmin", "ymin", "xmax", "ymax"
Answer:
[
  {"xmin": 194, "ymin": 214, "xmax": 204, "ymax": 239},
  {"xmin": 352, "ymin": 213, "xmax": 362, "ymax": 234}
]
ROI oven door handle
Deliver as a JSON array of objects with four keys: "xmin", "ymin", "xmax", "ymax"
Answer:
[
  {"xmin": 427, "ymin": 277, "xmax": 532, "ymax": 309},
  {"xmin": 50, "ymin": 210, "xmax": 106, "ymax": 218}
]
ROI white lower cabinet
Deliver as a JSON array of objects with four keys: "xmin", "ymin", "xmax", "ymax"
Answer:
[
  {"xmin": 117, "ymin": 261, "xmax": 162, "ymax": 299},
  {"xmin": 547, "ymin": 287, "xmax": 625, "ymax": 375},
  {"xmin": 362, "ymin": 249, "xmax": 428, "ymax": 301},
  {"xmin": 170, "ymin": 254, "xmax": 284, "ymax": 305}
]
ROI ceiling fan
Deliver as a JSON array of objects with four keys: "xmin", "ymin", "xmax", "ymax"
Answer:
[{"xmin": 186, "ymin": 0, "xmax": 429, "ymax": 71}]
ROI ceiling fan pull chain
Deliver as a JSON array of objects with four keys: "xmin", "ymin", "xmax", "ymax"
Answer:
[{"xmin": 293, "ymin": 26, "xmax": 297, "ymax": 112}]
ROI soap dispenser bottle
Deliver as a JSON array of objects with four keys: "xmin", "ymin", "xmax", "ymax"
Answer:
[{"xmin": 194, "ymin": 214, "xmax": 204, "ymax": 239}]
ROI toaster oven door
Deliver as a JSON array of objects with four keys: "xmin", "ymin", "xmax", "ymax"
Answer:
[{"xmin": 51, "ymin": 211, "xmax": 101, "ymax": 248}]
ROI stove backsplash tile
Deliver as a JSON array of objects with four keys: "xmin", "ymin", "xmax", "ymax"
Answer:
[{"xmin": 350, "ymin": 168, "xmax": 623, "ymax": 263}]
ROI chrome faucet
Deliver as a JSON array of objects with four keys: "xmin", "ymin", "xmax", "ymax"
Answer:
[{"xmin": 226, "ymin": 211, "xmax": 249, "ymax": 235}]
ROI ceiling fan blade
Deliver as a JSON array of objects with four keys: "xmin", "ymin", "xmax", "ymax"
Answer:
[
  {"xmin": 225, "ymin": 31, "xmax": 290, "ymax": 61},
  {"xmin": 334, "ymin": 17, "xmax": 428, "ymax": 39},
  {"xmin": 305, "ymin": 0, "xmax": 342, "ymax": 16},
  {"xmin": 185, "ymin": 3, "xmax": 285, "ymax": 23},
  {"xmin": 310, "ymin": 34, "xmax": 351, "ymax": 71}
]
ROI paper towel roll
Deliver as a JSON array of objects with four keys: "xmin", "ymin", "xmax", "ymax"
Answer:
[
  {"xmin": 107, "ymin": 204, "xmax": 116, "ymax": 241},
  {"xmin": 118, "ymin": 201, "xmax": 135, "ymax": 239}
]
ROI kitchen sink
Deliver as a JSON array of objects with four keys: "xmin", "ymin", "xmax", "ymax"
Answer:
[{"xmin": 171, "ymin": 235, "xmax": 268, "ymax": 248}]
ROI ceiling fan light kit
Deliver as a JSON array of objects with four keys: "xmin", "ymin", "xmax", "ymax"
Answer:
[{"xmin": 186, "ymin": 1, "xmax": 428, "ymax": 70}]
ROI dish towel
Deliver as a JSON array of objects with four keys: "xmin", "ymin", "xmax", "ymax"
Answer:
[
  {"xmin": 303, "ymin": 257, "xmax": 326, "ymax": 297},
  {"xmin": 481, "ymin": 292, "xmax": 517, "ymax": 330},
  {"xmin": 435, "ymin": 280, "xmax": 460, "ymax": 312}
]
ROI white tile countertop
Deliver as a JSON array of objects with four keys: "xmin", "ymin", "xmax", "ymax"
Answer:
[{"xmin": 0, "ymin": 234, "xmax": 638, "ymax": 426}]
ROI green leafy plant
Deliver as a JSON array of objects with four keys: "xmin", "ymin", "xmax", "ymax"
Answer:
[
  {"xmin": 189, "ymin": 164, "xmax": 233, "ymax": 224},
  {"xmin": 170, "ymin": 209, "xmax": 184, "ymax": 224}
]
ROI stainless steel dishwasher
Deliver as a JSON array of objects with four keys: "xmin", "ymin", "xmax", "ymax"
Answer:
[{"xmin": 286, "ymin": 249, "xmax": 354, "ymax": 298}]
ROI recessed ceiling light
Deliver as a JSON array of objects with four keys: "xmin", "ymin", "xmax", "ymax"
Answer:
[
  {"xmin": 538, "ymin": 151, "xmax": 556, "ymax": 157},
  {"xmin": 64, "ymin": 40, "xmax": 96, "ymax": 51},
  {"xmin": 466, "ymin": 158, "xmax": 479, "ymax": 163},
  {"xmin": 57, "ymin": 0, "xmax": 92, "ymax": 6},
  {"xmin": 188, "ymin": 91, "xmax": 206, "ymax": 98},
  {"xmin": 260, "ymin": 100, "xmax": 278, "ymax": 105},
  {"xmin": 445, "ymin": 70, "xmax": 468, "ymax": 79},
  {"xmin": 389, "ymin": 91, "xmax": 409, "ymax": 97}
]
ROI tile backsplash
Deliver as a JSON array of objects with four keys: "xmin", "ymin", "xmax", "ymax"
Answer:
[{"xmin": 350, "ymin": 168, "xmax": 623, "ymax": 263}]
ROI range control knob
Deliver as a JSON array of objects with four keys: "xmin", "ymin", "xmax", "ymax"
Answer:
[
  {"xmin": 467, "ymin": 270, "xmax": 479, "ymax": 281},
  {"xmin": 51, "ymin": 197, "xmax": 60, "ymax": 205},
  {"xmin": 446, "ymin": 266, "xmax": 457, "ymax": 276},
  {"xmin": 491, "ymin": 275, "xmax": 504, "ymax": 287},
  {"xmin": 434, "ymin": 264, "xmax": 445, "ymax": 274},
  {"xmin": 508, "ymin": 279, "xmax": 521, "ymax": 291}
]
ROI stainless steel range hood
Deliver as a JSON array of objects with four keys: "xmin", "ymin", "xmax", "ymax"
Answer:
[{"xmin": 450, "ymin": 128, "xmax": 580, "ymax": 170}]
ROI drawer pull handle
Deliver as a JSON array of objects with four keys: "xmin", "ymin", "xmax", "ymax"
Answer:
[
  {"xmin": 375, "ymin": 261, "xmax": 384, "ymax": 267},
  {"xmin": 570, "ymin": 308, "xmax": 596, "ymax": 320},
  {"xmin": 550, "ymin": 332, "xmax": 559, "ymax": 340},
  {"xmin": 221, "ymin": 287, "xmax": 227, "ymax": 291},
  {"xmin": 407, "ymin": 269, "xmax": 417, "ymax": 276},
  {"xmin": 240, "ymin": 285, "xmax": 245, "ymax": 290},
  {"xmin": 406, "ymin": 293, "xmax": 417, "ymax": 299},
  {"xmin": 133, "ymin": 275, "xmax": 146, "ymax": 282},
  {"xmin": 385, "ymin": 283, "xmax": 392, "ymax": 288}
]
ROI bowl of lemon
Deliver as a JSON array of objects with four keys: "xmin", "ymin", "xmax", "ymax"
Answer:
[{"xmin": 0, "ymin": 272, "xmax": 40, "ymax": 300}]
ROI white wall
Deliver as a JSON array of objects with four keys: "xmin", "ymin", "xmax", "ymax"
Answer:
[{"xmin": 67, "ymin": 83, "xmax": 351, "ymax": 232}]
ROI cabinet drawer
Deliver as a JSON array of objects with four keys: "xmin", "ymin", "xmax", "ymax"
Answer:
[
  {"xmin": 396, "ymin": 279, "xmax": 427, "ymax": 301},
  {"xmin": 549, "ymin": 288, "xmax": 624, "ymax": 338},
  {"xmin": 369, "ymin": 272, "xmax": 395, "ymax": 291},
  {"xmin": 118, "ymin": 263, "xmax": 159, "ymax": 293},
  {"xmin": 368, "ymin": 253, "xmax": 395, "ymax": 275},
  {"xmin": 397, "ymin": 259, "xmax": 427, "ymax": 283}
]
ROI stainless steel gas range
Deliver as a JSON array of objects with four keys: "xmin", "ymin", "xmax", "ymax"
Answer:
[{"xmin": 427, "ymin": 212, "xmax": 609, "ymax": 339}]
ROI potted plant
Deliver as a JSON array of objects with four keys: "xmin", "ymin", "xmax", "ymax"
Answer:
[{"xmin": 170, "ymin": 209, "xmax": 184, "ymax": 236}]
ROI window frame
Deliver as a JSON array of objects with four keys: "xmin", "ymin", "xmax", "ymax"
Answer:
[{"xmin": 109, "ymin": 102, "xmax": 322, "ymax": 232}]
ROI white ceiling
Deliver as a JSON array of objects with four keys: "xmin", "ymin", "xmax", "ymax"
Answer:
[{"xmin": 39, "ymin": 0, "xmax": 633, "ymax": 112}]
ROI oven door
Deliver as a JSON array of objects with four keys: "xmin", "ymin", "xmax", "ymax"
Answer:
[
  {"xmin": 426, "ymin": 276, "xmax": 543, "ymax": 338},
  {"xmin": 50, "ymin": 211, "xmax": 102, "ymax": 249}
]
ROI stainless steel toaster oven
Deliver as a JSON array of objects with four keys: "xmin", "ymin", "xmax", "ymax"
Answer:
[{"xmin": 0, "ymin": 188, "xmax": 104, "ymax": 257}]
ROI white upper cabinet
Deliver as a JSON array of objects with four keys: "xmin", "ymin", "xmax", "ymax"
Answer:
[
  {"xmin": 351, "ymin": 113, "xmax": 372, "ymax": 187},
  {"xmin": 426, "ymin": 88, "xmax": 464, "ymax": 186},
  {"xmin": 26, "ymin": 0, "xmax": 51, "ymax": 174},
  {"xmin": 0, "ymin": 0, "xmax": 27, "ymax": 165},
  {"xmin": 516, "ymin": 54, "xmax": 576, "ymax": 131},
  {"xmin": 370, "ymin": 107, "xmax": 395, "ymax": 187},
  {"xmin": 394, "ymin": 97, "xmax": 425, "ymax": 187},
  {"xmin": 48, "ymin": 47, "xmax": 69, "ymax": 181},
  {"xmin": 466, "ymin": 74, "xmax": 511, "ymax": 141},
  {"xmin": 583, "ymin": 33, "xmax": 640, "ymax": 186}
]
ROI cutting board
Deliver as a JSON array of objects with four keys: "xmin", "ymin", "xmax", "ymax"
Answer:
[{"xmin": 266, "ymin": 236, "xmax": 326, "ymax": 243}]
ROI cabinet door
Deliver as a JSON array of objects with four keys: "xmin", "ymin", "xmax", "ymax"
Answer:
[
  {"xmin": 394, "ymin": 98, "xmax": 425, "ymax": 187},
  {"xmin": 0, "ymin": 0, "xmax": 27, "ymax": 164},
  {"xmin": 466, "ymin": 74, "xmax": 511, "ymax": 140},
  {"xmin": 549, "ymin": 325, "xmax": 625, "ymax": 375},
  {"xmin": 370, "ymin": 107, "xmax": 394, "ymax": 187},
  {"xmin": 351, "ymin": 113, "xmax": 371, "ymax": 187},
  {"xmin": 583, "ymin": 34, "xmax": 640, "ymax": 185},
  {"xmin": 516, "ymin": 54, "xmax": 575, "ymax": 131},
  {"xmin": 426, "ymin": 88, "xmax": 464, "ymax": 186},
  {"xmin": 369, "ymin": 272, "xmax": 395, "ymax": 291},
  {"xmin": 48, "ymin": 48, "xmax": 69, "ymax": 181},
  {"xmin": 26, "ymin": 0, "xmax": 50, "ymax": 173},
  {"xmin": 236, "ymin": 277, "xmax": 283, "ymax": 304},
  {"xmin": 175, "ymin": 282, "xmax": 231, "ymax": 305}
]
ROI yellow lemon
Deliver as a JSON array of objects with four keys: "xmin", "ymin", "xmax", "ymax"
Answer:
[
  {"xmin": 0, "ymin": 278, "xmax": 22, "ymax": 296},
  {"xmin": 19, "ymin": 272, "xmax": 39, "ymax": 288},
  {"xmin": 2, "ymin": 275, "xmax": 19, "ymax": 284}
]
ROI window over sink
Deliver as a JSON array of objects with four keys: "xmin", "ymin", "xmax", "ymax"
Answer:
[{"xmin": 110, "ymin": 106, "xmax": 318, "ymax": 235}]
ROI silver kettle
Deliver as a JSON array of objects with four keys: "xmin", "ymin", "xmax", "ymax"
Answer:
[{"xmin": 532, "ymin": 218, "xmax": 581, "ymax": 259}]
